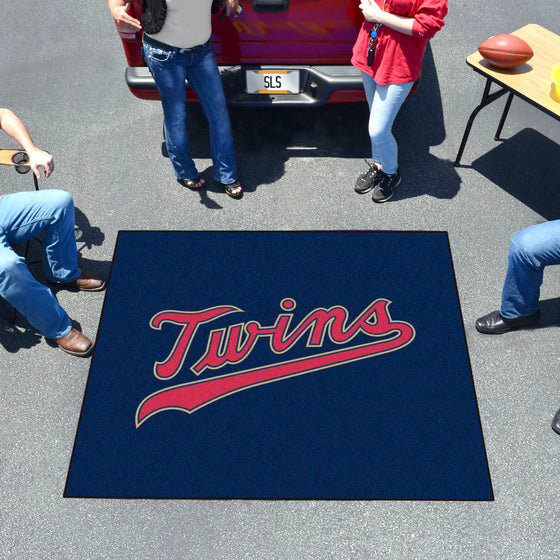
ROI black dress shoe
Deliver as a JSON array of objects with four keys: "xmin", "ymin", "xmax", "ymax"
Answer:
[
  {"xmin": 553, "ymin": 409, "xmax": 560, "ymax": 435},
  {"xmin": 475, "ymin": 309, "xmax": 540, "ymax": 334}
]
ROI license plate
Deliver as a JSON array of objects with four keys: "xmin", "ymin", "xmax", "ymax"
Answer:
[{"xmin": 246, "ymin": 70, "xmax": 299, "ymax": 94}]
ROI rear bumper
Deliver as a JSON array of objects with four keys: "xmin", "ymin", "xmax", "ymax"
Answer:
[{"xmin": 125, "ymin": 64, "xmax": 365, "ymax": 106}]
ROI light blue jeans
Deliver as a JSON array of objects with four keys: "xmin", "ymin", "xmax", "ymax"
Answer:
[
  {"xmin": 361, "ymin": 73, "xmax": 413, "ymax": 175},
  {"xmin": 500, "ymin": 220, "xmax": 560, "ymax": 319},
  {"xmin": 0, "ymin": 190, "xmax": 80, "ymax": 338},
  {"xmin": 143, "ymin": 39, "xmax": 237, "ymax": 184}
]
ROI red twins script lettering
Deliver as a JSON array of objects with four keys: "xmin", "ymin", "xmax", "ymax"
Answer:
[{"xmin": 136, "ymin": 298, "xmax": 415, "ymax": 426}]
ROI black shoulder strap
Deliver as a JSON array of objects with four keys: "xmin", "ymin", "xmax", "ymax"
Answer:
[{"xmin": 141, "ymin": 0, "xmax": 167, "ymax": 35}]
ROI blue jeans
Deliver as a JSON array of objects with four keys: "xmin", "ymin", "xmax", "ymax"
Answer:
[
  {"xmin": 0, "ymin": 190, "xmax": 81, "ymax": 338},
  {"xmin": 143, "ymin": 39, "xmax": 237, "ymax": 184},
  {"xmin": 500, "ymin": 220, "xmax": 560, "ymax": 319},
  {"xmin": 361, "ymin": 73, "xmax": 413, "ymax": 175}
]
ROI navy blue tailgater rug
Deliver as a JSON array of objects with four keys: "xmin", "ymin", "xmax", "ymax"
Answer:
[{"xmin": 65, "ymin": 231, "xmax": 493, "ymax": 500}]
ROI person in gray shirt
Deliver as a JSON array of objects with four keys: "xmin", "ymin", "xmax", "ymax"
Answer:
[{"xmin": 109, "ymin": 0, "xmax": 243, "ymax": 198}]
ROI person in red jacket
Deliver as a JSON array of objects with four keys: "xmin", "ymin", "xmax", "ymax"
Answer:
[{"xmin": 352, "ymin": 0, "xmax": 447, "ymax": 202}]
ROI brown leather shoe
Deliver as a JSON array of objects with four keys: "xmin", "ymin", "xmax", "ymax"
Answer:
[
  {"xmin": 55, "ymin": 328, "xmax": 94, "ymax": 357},
  {"xmin": 66, "ymin": 269, "xmax": 105, "ymax": 292}
]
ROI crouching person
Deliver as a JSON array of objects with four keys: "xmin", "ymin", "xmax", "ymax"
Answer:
[{"xmin": 0, "ymin": 108, "xmax": 104, "ymax": 356}]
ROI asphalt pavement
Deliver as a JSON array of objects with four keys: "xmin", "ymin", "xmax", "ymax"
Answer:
[{"xmin": 1, "ymin": 1, "xmax": 560, "ymax": 558}]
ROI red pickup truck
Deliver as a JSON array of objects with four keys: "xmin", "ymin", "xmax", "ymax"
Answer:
[{"xmin": 115, "ymin": 0, "xmax": 366, "ymax": 106}]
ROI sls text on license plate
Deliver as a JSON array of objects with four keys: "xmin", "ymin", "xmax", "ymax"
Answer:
[{"xmin": 246, "ymin": 70, "xmax": 299, "ymax": 94}]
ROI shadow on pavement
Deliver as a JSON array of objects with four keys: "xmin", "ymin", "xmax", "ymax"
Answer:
[
  {"xmin": 169, "ymin": 44, "xmax": 460, "ymax": 201},
  {"xmin": 393, "ymin": 44, "xmax": 461, "ymax": 201},
  {"xmin": 0, "ymin": 316, "xmax": 42, "ymax": 353},
  {"xmin": 472, "ymin": 128, "xmax": 560, "ymax": 220},
  {"xmin": 540, "ymin": 296, "xmax": 560, "ymax": 327},
  {"xmin": 75, "ymin": 206, "xmax": 105, "ymax": 252}
]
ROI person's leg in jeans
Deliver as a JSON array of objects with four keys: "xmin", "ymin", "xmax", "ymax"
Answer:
[
  {"xmin": 500, "ymin": 220, "xmax": 560, "ymax": 319},
  {"xmin": 186, "ymin": 42, "xmax": 237, "ymax": 186},
  {"xmin": 0, "ymin": 190, "xmax": 77, "ymax": 338},
  {"xmin": 143, "ymin": 43, "xmax": 200, "ymax": 182},
  {"xmin": 362, "ymin": 73, "xmax": 413, "ymax": 175}
]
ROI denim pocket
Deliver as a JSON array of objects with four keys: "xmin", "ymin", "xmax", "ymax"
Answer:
[{"xmin": 147, "ymin": 46, "xmax": 171, "ymax": 63}]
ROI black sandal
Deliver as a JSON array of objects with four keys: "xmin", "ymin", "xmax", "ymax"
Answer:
[
  {"xmin": 222, "ymin": 180, "xmax": 243, "ymax": 198},
  {"xmin": 178, "ymin": 176, "xmax": 205, "ymax": 190}
]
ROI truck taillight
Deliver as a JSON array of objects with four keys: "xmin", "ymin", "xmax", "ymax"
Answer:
[{"xmin": 115, "ymin": 23, "xmax": 138, "ymax": 40}]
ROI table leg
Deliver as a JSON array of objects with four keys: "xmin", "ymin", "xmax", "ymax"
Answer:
[
  {"xmin": 495, "ymin": 92, "xmax": 514, "ymax": 140},
  {"xmin": 454, "ymin": 79, "xmax": 509, "ymax": 166}
]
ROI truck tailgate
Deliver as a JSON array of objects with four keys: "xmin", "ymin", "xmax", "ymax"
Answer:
[{"xmin": 212, "ymin": 0, "xmax": 362, "ymax": 65}]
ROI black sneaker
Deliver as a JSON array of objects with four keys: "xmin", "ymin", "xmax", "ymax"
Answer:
[
  {"xmin": 372, "ymin": 169, "xmax": 401, "ymax": 203},
  {"xmin": 354, "ymin": 163, "xmax": 382, "ymax": 194}
]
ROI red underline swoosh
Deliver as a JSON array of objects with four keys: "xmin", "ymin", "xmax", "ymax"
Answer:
[{"xmin": 135, "ymin": 323, "xmax": 415, "ymax": 426}]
